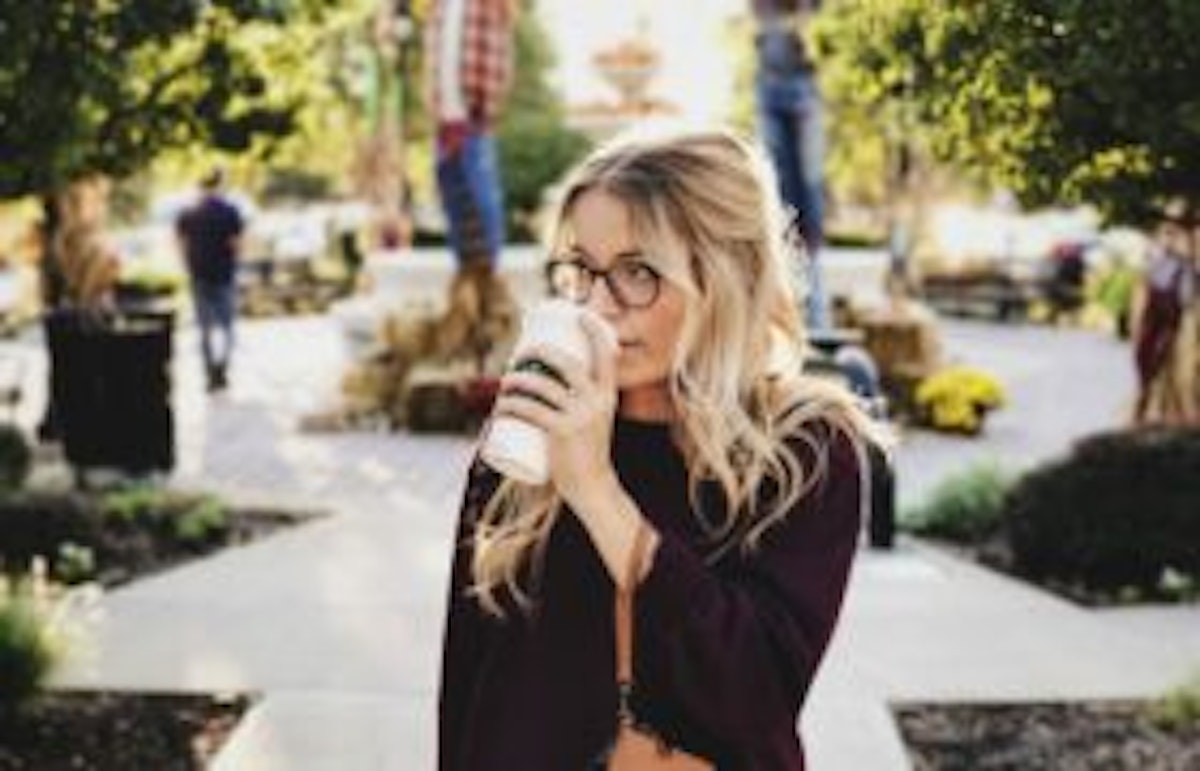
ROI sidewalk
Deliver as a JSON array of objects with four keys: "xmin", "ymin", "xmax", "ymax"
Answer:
[{"xmin": 3, "ymin": 310, "xmax": 1194, "ymax": 770}]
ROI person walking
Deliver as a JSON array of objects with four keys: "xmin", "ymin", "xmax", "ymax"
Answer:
[
  {"xmin": 438, "ymin": 126, "xmax": 882, "ymax": 769},
  {"xmin": 176, "ymin": 168, "xmax": 244, "ymax": 393}
]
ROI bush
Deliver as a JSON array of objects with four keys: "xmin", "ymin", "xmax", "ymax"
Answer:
[
  {"xmin": 0, "ymin": 577, "xmax": 59, "ymax": 709},
  {"xmin": 0, "ymin": 425, "xmax": 32, "ymax": 491},
  {"xmin": 1149, "ymin": 674, "xmax": 1200, "ymax": 730},
  {"xmin": 101, "ymin": 488, "xmax": 229, "ymax": 547},
  {"xmin": 497, "ymin": 115, "xmax": 591, "ymax": 243},
  {"xmin": 902, "ymin": 462, "xmax": 1012, "ymax": 542},
  {"xmin": 1005, "ymin": 428, "xmax": 1200, "ymax": 597},
  {"xmin": 0, "ymin": 493, "xmax": 98, "ymax": 580}
]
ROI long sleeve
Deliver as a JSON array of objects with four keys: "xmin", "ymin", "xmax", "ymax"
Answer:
[
  {"xmin": 437, "ymin": 459, "xmax": 501, "ymax": 771},
  {"xmin": 633, "ymin": 425, "xmax": 864, "ymax": 754}
]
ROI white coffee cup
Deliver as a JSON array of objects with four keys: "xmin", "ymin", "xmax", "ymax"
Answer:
[{"xmin": 480, "ymin": 299, "xmax": 615, "ymax": 485}]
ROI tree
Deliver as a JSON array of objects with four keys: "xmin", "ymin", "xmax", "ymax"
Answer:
[
  {"xmin": 816, "ymin": 0, "xmax": 1200, "ymax": 231},
  {"xmin": 0, "ymin": 0, "xmax": 334, "ymax": 302},
  {"xmin": 495, "ymin": 0, "xmax": 590, "ymax": 242}
]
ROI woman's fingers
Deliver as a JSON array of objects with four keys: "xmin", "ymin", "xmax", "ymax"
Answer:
[
  {"xmin": 501, "ymin": 370, "xmax": 570, "ymax": 412},
  {"xmin": 493, "ymin": 390, "xmax": 566, "ymax": 433}
]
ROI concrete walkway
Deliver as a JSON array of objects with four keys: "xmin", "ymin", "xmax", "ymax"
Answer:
[{"xmin": 3, "ymin": 305, "xmax": 1195, "ymax": 769}]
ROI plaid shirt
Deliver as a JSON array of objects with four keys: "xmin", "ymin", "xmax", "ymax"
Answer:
[{"xmin": 425, "ymin": 0, "xmax": 514, "ymax": 128}]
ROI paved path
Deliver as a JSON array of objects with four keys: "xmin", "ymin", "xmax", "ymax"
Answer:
[{"xmin": 2, "ymin": 309, "xmax": 1193, "ymax": 770}]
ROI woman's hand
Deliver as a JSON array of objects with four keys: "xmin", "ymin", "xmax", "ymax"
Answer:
[{"xmin": 491, "ymin": 313, "xmax": 620, "ymax": 508}]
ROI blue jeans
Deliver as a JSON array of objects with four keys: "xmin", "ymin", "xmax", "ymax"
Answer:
[
  {"xmin": 436, "ymin": 129, "xmax": 506, "ymax": 265},
  {"xmin": 757, "ymin": 72, "xmax": 830, "ymax": 330},
  {"xmin": 191, "ymin": 280, "xmax": 236, "ymax": 375}
]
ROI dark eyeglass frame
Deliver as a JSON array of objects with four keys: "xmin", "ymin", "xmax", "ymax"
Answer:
[{"xmin": 544, "ymin": 257, "xmax": 664, "ymax": 310}]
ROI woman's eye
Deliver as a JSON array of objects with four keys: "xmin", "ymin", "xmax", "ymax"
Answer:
[{"xmin": 620, "ymin": 262, "xmax": 656, "ymax": 283}]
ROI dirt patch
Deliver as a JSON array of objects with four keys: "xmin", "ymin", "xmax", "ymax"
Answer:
[
  {"xmin": 0, "ymin": 691, "xmax": 251, "ymax": 770},
  {"xmin": 896, "ymin": 701, "xmax": 1200, "ymax": 770}
]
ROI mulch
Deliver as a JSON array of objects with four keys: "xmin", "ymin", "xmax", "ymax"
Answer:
[
  {"xmin": 897, "ymin": 701, "xmax": 1200, "ymax": 770},
  {"xmin": 0, "ymin": 691, "xmax": 252, "ymax": 770}
]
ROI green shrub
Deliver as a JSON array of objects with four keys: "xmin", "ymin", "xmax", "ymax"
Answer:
[
  {"xmin": 100, "ymin": 487, "xmax": 229, "ymax": 546},
  {"xmin": 902, "ymin": 462, "xmax": 1012, "ymax": 542},
  {"xmin": 826, "ymin": 230, "xmax": 886, "ymax": 249},
  {"xmin": 497, "ymin": 115, "xmax": 591, "ymax": 242},
  {"xmin": 0, "ymin": 425, "xmax": 32, "ymax": 491},
  {"xmin": 173, "ymin": 496, "xmax": 228, "ymax": 546},
  {"xmin": 55, "ymin": 542, "xmax": 97, "ymax": 584},
  {"xmin": 99, "ymin": 486, "xmax": 166, "ymax": 523},
  {"xmin": 1005, "ymin": 428, "xmax": 1200, "ymax": 596},
  {"xmin": 0, "ymin": 492, "xmax": 97, "ymax": 580},
  {"xmin": 1148, "ymin": 673, "xmax": 1200, "ymax": 730},
  {"xmin": 0, "ymin": 580, "xmax": 58, "ymax": 709}
]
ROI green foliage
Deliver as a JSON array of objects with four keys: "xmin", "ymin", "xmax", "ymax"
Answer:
[
  {"xmin": 504, "ymin": 0, "xmax": 562, "ymax": 120},
  {"xmin": 1005, "ymin": 428, "xmax": 1200, "ymax": 597},
  {"xmin": 172, "ymin": 497, "xmax": 229, "ymax": 545},
  {"xmin": 260, "ymin": 167, "xmax": 335, "ymax": 203},
  {"xmin": 54, "ymin": 542, "xmax": 97, "ymax": 585},
  {"xmin": 496, "ymin": 0, "xmax": 591, "ymax": 241},
  {"xmin": 1089, "ymin": 262, "xmax": 1139, "ymax": 321},
  {"xmin": 0, "ymin": 426, "xmax": 32, "ymax": 492},
  {"xmin": 0, "ymin": 581, "xmax": 58, "ymax": 709},
  {"xmin": 497, "ymin": 117, "xmax": 590, "ymax": 242},
  {"xmin": 100, "ymin": 488, "xmax": 229, "ymax": 545},
  {"xmin": 812, "ymin": 0, "xmax": 922, "ymax": 206},
  {"xmin": 0, "ymin": 1, "xmax": 341, "ymax": 201},
  {"xmin": 816, "ymin": 0, "xmax": 1200, "ymax": 227},
  {"xmin": 902, "ymin": 462, "xmax": 1012, "ymax": 542},
  {"xmin": 826, "ymin": 230, "xmax": 887, "ymax": 250},
  {"xmin": 1149, "ymin": 673, "xmax": 1200, "ymax": 731},
  {"xmin": 99, "ymin": 487, "xmax": 166, "ymax": 524},
  {"xmin": 0, "ymin": 493, "xmax": 95, "ymax": 580}
]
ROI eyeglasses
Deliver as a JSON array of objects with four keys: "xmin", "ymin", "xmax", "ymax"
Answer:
[{"xmin": 545, "ymin": 257, "xmax": 663, "ymax": 309}]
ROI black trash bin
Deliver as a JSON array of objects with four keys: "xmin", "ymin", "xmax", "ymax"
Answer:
[
  {"xmin": 45, "ymin": 308, "xmax": 175, "ymax": 479},
  {"xmin": 866, "ymin": 441, "xmax": 896, "ymax": 550}
]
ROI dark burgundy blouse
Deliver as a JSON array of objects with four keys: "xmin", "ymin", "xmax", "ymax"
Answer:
[{"xmin": 438, "ymin": 416, "xmax": 863, "ymax": 770}]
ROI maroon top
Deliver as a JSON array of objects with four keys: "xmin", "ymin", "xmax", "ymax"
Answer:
[{"xmin": 438, "ymin": 416, "xmax": 862, "ymax": 770}]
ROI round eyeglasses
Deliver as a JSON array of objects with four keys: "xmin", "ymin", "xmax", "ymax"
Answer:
[{"xmin": 544, "ymin": 258, "xmax": 663, "ymax": 310}]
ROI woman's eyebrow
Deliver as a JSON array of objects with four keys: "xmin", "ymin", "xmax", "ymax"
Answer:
[{"xmin": 564, "ymin": 245, "xmax": 646, "ymax": 262}]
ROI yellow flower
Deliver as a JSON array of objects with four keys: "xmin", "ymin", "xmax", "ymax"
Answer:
[{"xmin": 917, "ymin": 367, "xmax": 1007, "ymax": 433}]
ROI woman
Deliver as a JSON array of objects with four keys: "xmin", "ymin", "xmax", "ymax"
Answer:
[{"xmin": 439, "ymin": 125, "xmax": 881, "ymax": 769}]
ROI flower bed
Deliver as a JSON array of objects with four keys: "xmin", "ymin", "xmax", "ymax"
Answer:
[
  {"xmin": 0, "ymin": 486, "xmax": 314, "ymax": 768},
  {"xmin": 0, "ymin": 691, "xmax": 250, "ymax": 770}
]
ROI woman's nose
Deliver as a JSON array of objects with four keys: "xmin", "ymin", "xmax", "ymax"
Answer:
[{"xmin": 586, "ymin": 276, "xmax": 623, "ymax": 319}]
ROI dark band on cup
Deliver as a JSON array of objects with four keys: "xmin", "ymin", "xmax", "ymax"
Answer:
[
  {"xmin": 510, "ymin": 356, "xmax": 568, "ymax": 411},
  {"xmin": 513, "ymin": 356, "xmax": 569, "ymax": 388}
]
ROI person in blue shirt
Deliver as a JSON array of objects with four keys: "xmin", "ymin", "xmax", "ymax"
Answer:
[{"xmin": 176, "ymin": 169, "xmax": 244, "ymax": 393}]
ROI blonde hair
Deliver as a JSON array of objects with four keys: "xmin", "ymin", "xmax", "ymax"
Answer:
[{"xmin": 470, "ymin": 124, "xmax": 883, "ymax": 616}]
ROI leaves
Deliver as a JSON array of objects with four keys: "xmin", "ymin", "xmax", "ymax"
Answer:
[
  {"xmin": 818, "ymin": 0, "xmax": 1200, "ymax": 226},
  {"xmin": 0, "ymin": 1, "xmax": 339, "ymax": 199}
]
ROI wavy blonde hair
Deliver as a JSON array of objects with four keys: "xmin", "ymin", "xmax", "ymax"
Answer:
[{"xmin": 470, "ymin": 124, "xmax": 883, "ymax": 616}]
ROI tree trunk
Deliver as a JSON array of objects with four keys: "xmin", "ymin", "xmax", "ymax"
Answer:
[
  {"xmin": 36, "ymin": 178, "xmax": 119, "ymax": 443},
  {"xmin": 39, "ymin": 194, "xmax": 64, "ymax": 309}
]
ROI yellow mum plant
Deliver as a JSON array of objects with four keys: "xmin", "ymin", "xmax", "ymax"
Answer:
[{"xmin": 916, "ymin": 366, "xmax": 1006, "ymax": 434}]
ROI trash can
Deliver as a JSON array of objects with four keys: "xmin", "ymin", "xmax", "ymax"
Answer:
[
  {"xmin": 867, "ymin": 441, "xmax": 896, "ymax": 549},
  {"xmin": 45, "ymin": 308, "xmax": 175, "ymax": 479}
]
